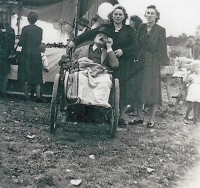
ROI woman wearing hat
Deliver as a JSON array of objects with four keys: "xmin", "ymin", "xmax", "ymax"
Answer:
[{"xmin": 18, "ymin": 12, "xmax": 43, "ymax": 102}]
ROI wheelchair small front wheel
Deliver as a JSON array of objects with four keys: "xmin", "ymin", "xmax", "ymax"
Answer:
[{"xmin": 50, "ymin": 73, "xmax": 61, "ymax": 134}]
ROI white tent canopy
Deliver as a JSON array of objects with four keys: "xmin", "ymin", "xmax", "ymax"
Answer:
[{"xmin": 11, "ymin": 0, "xmax": 77, "ymax": 44}]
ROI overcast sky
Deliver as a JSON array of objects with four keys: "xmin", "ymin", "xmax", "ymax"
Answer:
[{"xmin": 118, "ymin": 0, "xmax": 200, "ymax": 37}]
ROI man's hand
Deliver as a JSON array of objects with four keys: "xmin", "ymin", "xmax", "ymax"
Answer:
[
  {"xmin": 114, "ymin": 49, "xmax": 123, "ymax": 57},
  {"xmin": 67, "ymin": 41, "xmax": 75, "ymax": 51},
  {"xmin": 106, "ymin": 37, "xmax": 113, "ymax": 50}
]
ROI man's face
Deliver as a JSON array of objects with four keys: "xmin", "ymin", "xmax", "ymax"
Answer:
[{"xmin": 94, "ymin": 33, "xmax": 107, "ymax": 48}]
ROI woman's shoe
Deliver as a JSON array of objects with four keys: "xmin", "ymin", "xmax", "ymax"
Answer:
[
  {"xmin": 128, "ymin": 119, "xmax": 144, "ymax": 125},
  {"xmin": 146, "ymin": 122, "xmax": 155, "ymax": 128},
  {"xmin": 118, "ymin": 119, "xmax": 126, "ymax": 128}
]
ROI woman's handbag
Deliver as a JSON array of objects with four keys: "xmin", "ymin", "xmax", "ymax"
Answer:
[{"xmin": 8, "ymin": 44, "xmax": 20, "ymax": 65}]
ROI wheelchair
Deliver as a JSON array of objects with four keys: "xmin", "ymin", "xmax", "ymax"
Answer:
[{"xmin": 50, "ymin": 52, "xmax": 120, "ymax": 138}]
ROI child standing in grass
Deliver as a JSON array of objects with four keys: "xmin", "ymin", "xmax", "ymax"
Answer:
[
  {"xmin": 183, "ymin": 60, "xmax": 200, "ymax": 124},
  {"xmin": 179, "ymin": 25, "xmax": 200, "ymax": 123},
  {"xmin": 39, "ymin": 43, "xmax": 49, "ymax": 84},
  {"xmin": 39, "ymin": 43, "xmax": 49, "ymax": 100}
]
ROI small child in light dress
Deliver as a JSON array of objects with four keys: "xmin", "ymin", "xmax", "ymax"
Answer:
[
  {"xmin": 39, "ymin": 43, "xmax": 49, "ymax": 97},
  {"xmin": 184, "ymin": 60, "xmax": 200, "ymax": 124}
]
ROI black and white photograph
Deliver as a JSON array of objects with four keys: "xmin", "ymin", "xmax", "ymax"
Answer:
[{"xmin": 0, "ymin": 0, "xmax": 200, "ymax": 187}]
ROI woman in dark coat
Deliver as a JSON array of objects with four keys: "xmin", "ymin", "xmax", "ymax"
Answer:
[
  {"xmin": 18, "ymin": 12, "xmax": 43, "ymax": 101},
  {"xmin": 132, "ymin": 5, "xmax": 169, "ymax": 128},
  {"xmin": 68, "ymin": 6, "xmax": 139, "ymax": 127}
]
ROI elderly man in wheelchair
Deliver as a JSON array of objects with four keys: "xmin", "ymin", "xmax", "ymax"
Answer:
[
  {"xmin": 63, "ymin": 27, "xmax": 119, "ymax": 108},
  {"xmin": 51, "ymin": 28, "xmax": 120, "ymax": 137}
]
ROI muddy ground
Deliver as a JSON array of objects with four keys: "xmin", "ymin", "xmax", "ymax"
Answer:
[{"xmin": 0, "ymin": 81, "xmax": 200, "ymax": 188}]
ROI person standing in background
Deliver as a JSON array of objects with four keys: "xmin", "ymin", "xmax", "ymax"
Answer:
[
  {"xmin": 76, "ymin": 17, "xmax": 90, "ymax": 36},
  {"xmin": 125, "ymin": 15, "xmax": 143, "ymax": 116},
  {"xmin": 37, "ymin": 43, "xmax": 49, "ymax": 101},
  {"xmin": 0, "ymin": 11, "xmax": 15, "ymax": 97},
  {"xmin": 91, "ymin": 13, "xmax": 108, "ymax": 30},
  {"xmin": 132, "ymin": 5, "xmax": 169, "ymax": 128},
  {"xmin": 183, "ymin": 60, "xmax": 200, "ymax": 125},
  {"xmin": 186, "ymin": 25, "xmax": 200, "ymax": 121},
  {"xmin": 68, "ymin": 6, "xmax": 139, "ymax": 127},
  {"xmin": 129, "ymin": 15, "xmax": 143, "ymax": 33},
  {"xmin": 18, "ymin": 12, "xmax": 43, "ymax": 102}
]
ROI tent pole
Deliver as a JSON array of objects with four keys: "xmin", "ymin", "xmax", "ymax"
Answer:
[
  {"xmin": 74, "ymin": 0, "xmax": 81, "ymax": 37},
  {"xmin": 17, "ymin": 1, "xmax": 22, "ymax": 35}
]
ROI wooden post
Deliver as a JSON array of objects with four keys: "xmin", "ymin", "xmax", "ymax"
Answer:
[{"xmin": 75, "ymin": 0, "xmax": 81, "ymax": 37}]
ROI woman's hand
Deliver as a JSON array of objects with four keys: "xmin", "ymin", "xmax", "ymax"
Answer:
[{"xmin": 114, "ymin": 49, "xmax": 123, "ymax": 57}]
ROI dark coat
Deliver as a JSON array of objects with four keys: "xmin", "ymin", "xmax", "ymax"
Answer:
[
  {"xmin": 18, "ymin": 24, "xmax": 43, "ymax": 84},
  {"xmin": 0, "ymin": 23, "xmax": 15, "ymax": 75},
  {"xmin": 73, "ymin": 24, "xmax": 139, "ymax": 104},
  {"xmin": 138, "ymin": 23, "xmax": 169, "ymax": 104}
]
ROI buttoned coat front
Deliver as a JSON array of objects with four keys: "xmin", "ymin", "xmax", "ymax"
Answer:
[{"xmin": 138, "ymin": 23, "xmax": 169, "ymax": 104}]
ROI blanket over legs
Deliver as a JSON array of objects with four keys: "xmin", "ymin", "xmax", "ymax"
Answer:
[{"xmin": 67, "ymin": 59, "xmax": 112, "ymax": 108}]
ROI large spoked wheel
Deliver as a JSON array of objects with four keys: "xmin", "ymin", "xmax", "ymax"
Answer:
[
  {"xmin": 109, "ymin": 78, "xmax": 120, "ymax": 138},
  {"xmin": 50, "ymin": 73, "xmax": 61, "ymax": 134}
]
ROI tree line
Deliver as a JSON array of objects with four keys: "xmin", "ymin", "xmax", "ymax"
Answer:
[
  {"xmin": 167, "ymin": 33, "xmax": 195, "ymax": 58},
  {"xmin": 167, "ymin": 33, "xmax": 195, "ymax": 48}
]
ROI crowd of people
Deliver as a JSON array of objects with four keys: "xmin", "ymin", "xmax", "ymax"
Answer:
[
  {"xmin": 68, "ymin": 5, "xmax": 169, "ymax": 128},
  {"xmin": 0, "ymin": 4, "xmax": 200, "ymax": 127}
]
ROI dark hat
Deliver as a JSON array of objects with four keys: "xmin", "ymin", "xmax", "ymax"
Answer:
[
  {"xmin": 96, "ymin": 26, "xmax": 112, "ymax": 38},
  {"xmin": 130, "ymin": 15, "xmax": 143, "ymax": 23},
  {"xmin": 76, "ymin": 17, "xmax": 89, "ymax": 27}
]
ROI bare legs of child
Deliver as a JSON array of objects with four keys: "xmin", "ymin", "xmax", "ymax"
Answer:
[
  {"xmin": 183, "ymin": 101, "xmax": 193, "ymax": 124},
  {"xmin": 184, "ymin": 101, "xmax": 200, "ymax": 124},
  {"xmin": 173, "ymin": 78, "xmax": 187, "ymax": 105},
  {"xmin": 194, "ymin": 102, "xmax": 200, "ymax": 124}
]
